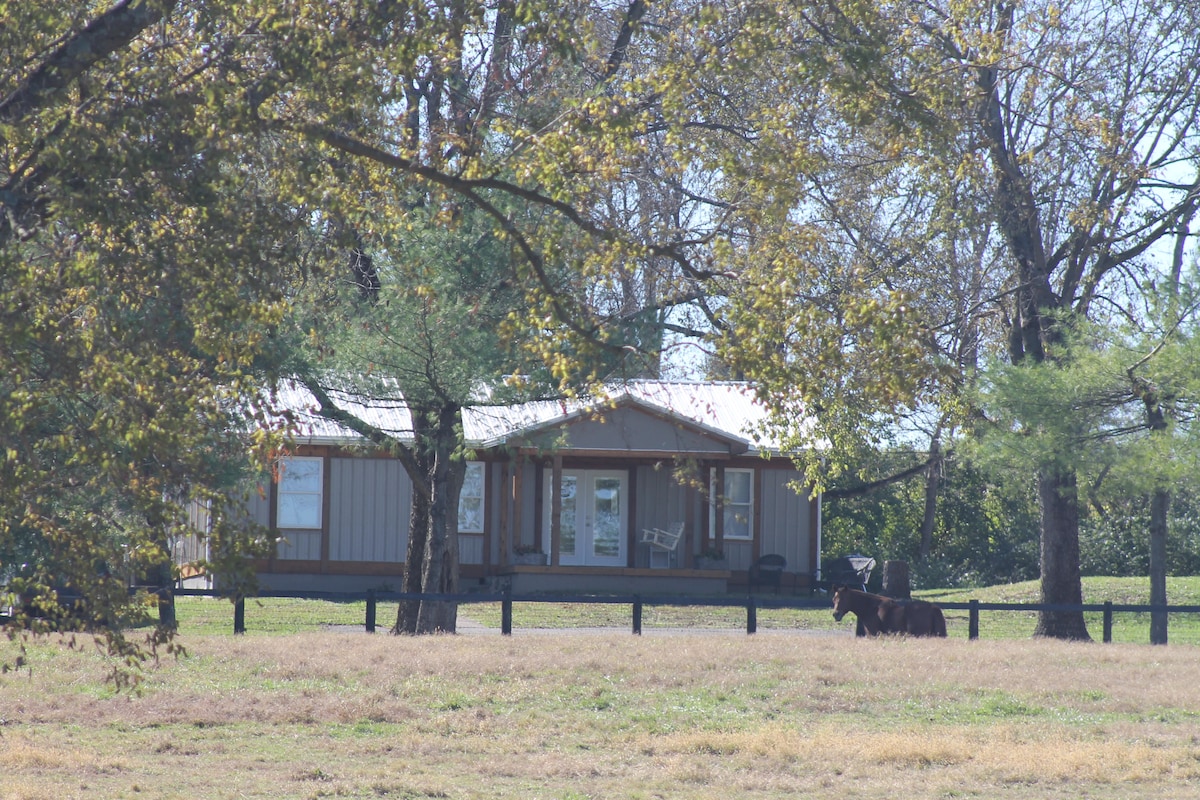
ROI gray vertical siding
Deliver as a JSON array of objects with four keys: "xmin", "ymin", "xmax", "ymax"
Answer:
[
  {"xmin": 263, "ymin": 455, "xmax": 812, "ymax": 573},
  {"xmin": 487, "ymin": 460, "xmax": 542, "ymax": 560},
  {"xmin": 241, "ymin": 487, "xmax": 270, "ymax": 527},
  {"xmin": 634, "ymin": 466, "xmax": 691, "ymax": 567},
  {"xmin": 328, "ymin": 458, "xmax": 410, "ymax": 563},
  {"xmin": 631, "ymin": 465, "xmax": 811, "ymax": 573},
  {"xmin": 174, "ymin": 500, "xmax": 212, "ymax": 565},
  {"xmin": 277, "ymin": 530, "xmax": 321, "ymax": 560},
  {"xmin": 459, "ymin": 535, "xmax": 483, "ymax": 564},
  {"xmin": 759, "ymin": 468, "xmax": 812, "ymax": 573},
  {"xmin": 635, "ymin": 466, "xmax": 688, "ymax": 532}
]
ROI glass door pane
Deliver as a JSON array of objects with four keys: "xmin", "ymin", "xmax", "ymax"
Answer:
[
  {"xmin": 545, "ymin": 469, "xmax": 626, "ymax": 566},
  {"xmin": 591, "ymin": 476, "xmax": 622, "ymax": 559},
  {"xmin": 559, "ymin": 475, "xmax": 578, "ymax": 557}
]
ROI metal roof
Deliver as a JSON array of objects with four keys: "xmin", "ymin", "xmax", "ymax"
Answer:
[{"xmin": 268, "ymin": 379, "xmax": 783, "ymax": 454}]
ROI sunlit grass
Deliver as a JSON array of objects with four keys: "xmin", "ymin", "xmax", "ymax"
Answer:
[
  {"xmin": 157, "ymin": 576, "xmax": 1200, "ymax": 644},
  {"xmin": 4, "ymin": 632, "xmax": 1200, "ymax": 798},
  {"xmin": 172, "ymin": 596, "xmax": 394, "ymax": 635},
  {"xmin": 921, "ymin": 576, "xmax": 1200, "ymax": 644}
]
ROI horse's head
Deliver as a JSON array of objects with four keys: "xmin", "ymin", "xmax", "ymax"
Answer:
[{"xmin": 831, "ymin": 584, "xmax": 850, "ymax": 621}]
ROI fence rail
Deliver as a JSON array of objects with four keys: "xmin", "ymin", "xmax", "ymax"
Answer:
[{"xmin": 170, "ymin": 588, "xmax": 1194, "ymax": 642}]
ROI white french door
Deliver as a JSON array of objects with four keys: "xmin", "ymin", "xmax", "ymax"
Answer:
[{"xmin": 544, "ymin": 469, "xmax": 627, "ymax": 567}]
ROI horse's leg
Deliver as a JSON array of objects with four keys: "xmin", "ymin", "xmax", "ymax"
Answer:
[
  {"xmin": 933, "ymin": 607, "xmax": 947, "ymax": 637},
  {"xmin": 901, "ymin": 604, "xmax": 920, "ymax": 635},
  {"xmin": 855, "ymin": 611, "xmax": 881, "ymax": 635},
  {"xmin": 908, "ymin": 607, "xmax": 927, "ymax": 636},
  {"xmin": 877, "ymin": 600, "xmax": 899, "ymax": 634}
]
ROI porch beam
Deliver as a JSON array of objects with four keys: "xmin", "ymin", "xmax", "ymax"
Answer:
[
  {"xmin": 550, "ymin": 454, "xmax": 563, "ymax": 566},
  {"xmin": 512, "ymin": 458, "xmax": 524, "ymax": 561},
  {"xmin": 714, "ymin": 465, "xmax": 726, "ymax": 554},
  {"xmin": 515, "ymin": 446, "xmax": 736, "ymax": 460},
  {"xmin": 626, "ymin": 465, "xmax": 637, "ymax": 568},
  {"xmin": 267, "ymin": 466, "xmax": 279, "ymax": 573},
  {"xmin": 684, "ymin": 477, "xmax": 697, "ymax": 568},
  {"xmin": 498, "ymin": 461, "xmax": 510, "ymax": 567},
  {"xmin": 319, "ymin": 453, "xmax": 332, "ymax": 574}
]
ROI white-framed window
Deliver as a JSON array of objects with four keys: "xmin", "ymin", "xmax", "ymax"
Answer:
[
  {"xmin": 710, "ymin": 467, "xmax": 754, "ymax": 540},
  {"xmin": 458, "ymin": 461, "xmax": 485, "ymax": 533},
  {"xmin": 277, "ymin": 457, "xmax": 323, "ymax": 529}
]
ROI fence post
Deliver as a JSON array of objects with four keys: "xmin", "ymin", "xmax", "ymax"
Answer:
[
  {"xmin": 501, "ymin": 588, "xmax": 513, "ymax": 636},
  {"xmin": 746, "ymin": 597, "xmax": 757, "ymax": 634},
  {"xmin": 632, "ymin": 598, "xmax": 643, "ymax": 635},
  {"xmin": 968, "ymin": 599, "xmax": 979, "ymax": 640},
  {"xmin": 365, "ymin": 589, "xmax": 377, "ymax": 633},
  {"xmin": 1103, "ymin": 601, "xmax": 1113, "ymax": 644},
  {"xmin": 234, "ymin": 597, "xmax": 246, "ymax": 635}
]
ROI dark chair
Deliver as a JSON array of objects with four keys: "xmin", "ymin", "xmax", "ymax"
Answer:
[{"xmin": 748, "ymin": 554, "xmax": 787, "ymax": 594}]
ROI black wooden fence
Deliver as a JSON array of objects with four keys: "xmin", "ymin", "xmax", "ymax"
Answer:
[{"xmin": 172, "ymin": 588, "xmax": 1200, "ymax": 643}]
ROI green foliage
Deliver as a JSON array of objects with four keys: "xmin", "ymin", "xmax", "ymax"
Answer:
[
  {"xmin": 7, "ymin": 0, "xmax": 1199, "ymax": 654},
  {"xmin": 291, "ymin": 202, "xmax": 534, "ymax": 409},
  {"xmin": 1080, "ymin": 490, "xmax": 1200, "ymax": 577},
  {"xmin": 0, "ymin": 0, "xmax": 302, "ymax": 666},
  {"xmin": 823, "ymin": 455, "xmax": 1039, "ymax": 589}
]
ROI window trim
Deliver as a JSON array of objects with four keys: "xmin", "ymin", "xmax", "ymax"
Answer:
[
  {"xmin": 276, "ymin": 456, "xmax": 324, "ymax": 530},
  {"xmin": 709, "ymin": 467, "xmax": 754, "ymax": 541}
]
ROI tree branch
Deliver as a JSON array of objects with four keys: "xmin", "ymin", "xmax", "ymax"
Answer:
[
  {"xmin": 822, "ymin": 455, "xmax": 938, "ymax": 500},
  {"xmin": 0, "ymin": 0, "xmax": 175, "ymax": 125},
  {"xmin": 601, "ymin": 0, "xmax": 648, "ymax": 83},
  {"xmin": 295, "ymin": 376, "xmax": 432, "ymax": 501}
]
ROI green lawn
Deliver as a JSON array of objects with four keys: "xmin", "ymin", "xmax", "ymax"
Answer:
[
  {"xmin": 165, "ymin": 576, "xmax": 1200, "ymax": 644},
  {"xmin": 918, "ymin": 576, "xmax": 1200, "ymax": 644}
]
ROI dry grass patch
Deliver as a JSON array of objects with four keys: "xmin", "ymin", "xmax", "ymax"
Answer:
[
  {"xmin": 4, "ymin": 632, "xmax": 1200, "ymax": 798},
  {"xmin": 1, "ymin": 734, "xmax": 107, "ymax": 772},
  {"xmin": 653, "ymin": 721, "xmax": 1200, "ymax": 786}
]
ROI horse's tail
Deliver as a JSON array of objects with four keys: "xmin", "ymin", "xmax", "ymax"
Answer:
[{"xmin": 932, "ymin": 606, "xmax": 947, "ymax": 637}]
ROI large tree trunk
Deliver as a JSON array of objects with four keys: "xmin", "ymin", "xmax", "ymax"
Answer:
[
  {"xmin": 973, "ymin": 2, "xmax": 1089, "ymax": 641},
  {"xmin": 416, "ymin": 412, "xmax": 463, "ymax": 633},
  {"xmin": 394, "ymin": 489, "xmax": 429, "ymax": 634},
  {"xmin": 1140, "ymin": 387, "xmax": 1170, "ymax": 645},
  {"xmin": 1149, "ymin": 488, "xmax": 1169, "ymax": 645},
  {"xmin": 1033, "ymin": 469, "xmax": 1090, "ymax": 640},
  {"xmin": 393, "ymin": 405, "xmax": 464, "ymax": 635},
  {"xmin": 152, "ymin": 552, "xmax": 177, "ymax": 631}
]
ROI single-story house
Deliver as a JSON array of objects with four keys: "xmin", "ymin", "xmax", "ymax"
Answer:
[{"xmin": 192, "ymin": 380, "xmax": 822, "ymax": 595}]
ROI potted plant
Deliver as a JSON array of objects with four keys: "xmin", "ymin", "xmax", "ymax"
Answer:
[
  {"xmin": 695, "ymin": 546, "xmax": 727, "ymax": 570},
  {"xmin": 512, "ymin": 544, "xmax": 547, "ymax": 566}
]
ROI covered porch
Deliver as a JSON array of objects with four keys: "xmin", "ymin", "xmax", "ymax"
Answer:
[{"xmin": 480, "ymin": 388, "xmax": 776, "ymax": 579}]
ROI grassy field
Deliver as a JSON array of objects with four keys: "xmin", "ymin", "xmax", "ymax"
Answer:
[
  {"xmin": 3, "ymin": 577, "xmax": 1200, "ymax": 798},
  {"xmin": 170, "ymin": 575, "xmax": 1200, "ymax": 645},
  {"xmin": 5, "ymin": 623, "xmax": 1200, "ymax": 799}
]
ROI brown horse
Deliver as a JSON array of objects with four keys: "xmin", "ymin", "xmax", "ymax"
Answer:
[{"xmin": 831, "ymin": 585, "xmax": 947, "ymax": 637}]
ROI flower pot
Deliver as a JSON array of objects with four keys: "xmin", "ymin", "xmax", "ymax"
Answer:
[
  {"xmin": 695, "ymin": 557, "xmax": 727, "ymax": 571},
  {"xmin": 512, "ymin": 553, "xmax": 547, "ymax": 566}
]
